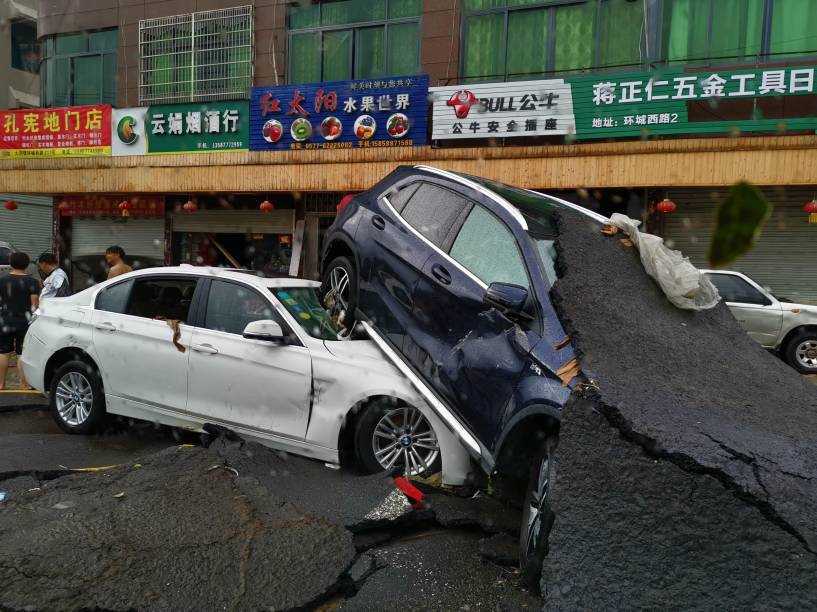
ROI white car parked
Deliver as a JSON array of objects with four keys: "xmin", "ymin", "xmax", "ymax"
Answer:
[{"xmin": 21, "ymin": 267, "xmax": 469, "ymax": 482}]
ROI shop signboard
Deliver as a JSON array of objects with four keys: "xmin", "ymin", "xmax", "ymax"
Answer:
[
  {"xmin": 58, "ymin": 195, "xmax": 165, "ymax": 217},
  {"xmin": 249, "ymin": 75, "xmax": 429, "ymax": 151},
  {"xmin": 112, "ymin": 107, "xmax": 148, "ymax": 156},
  {"xmin": 145, "ymin": 101, "xmax": 249, "ymax": 154},
  {"xmin": 571, "ymin": 65, "xmax": 817, "ymax": 140},
  {"xmin": 430, "ymin": 79, "xmax": 575, "ymax": 140},
  {"xmin": 0, "ymin": 105, "xmax": 111, "ymax": 158}
]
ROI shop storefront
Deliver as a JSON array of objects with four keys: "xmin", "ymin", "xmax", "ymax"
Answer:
[
  {"xmin": 168, "ymin": 196, "xmax": 296, "ymax": 275},
  {"xmin": 57, "ymin": 195, "xmax": 165, "ymax": 290},
  {"xmin": 661, "ymin": 187, "xmax": 817, "ymax": 305}
]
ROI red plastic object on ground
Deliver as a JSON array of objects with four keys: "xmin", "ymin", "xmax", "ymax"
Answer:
[{"xmin": 393, "ymin": 476, "xmax": 424, "ymax": 510}]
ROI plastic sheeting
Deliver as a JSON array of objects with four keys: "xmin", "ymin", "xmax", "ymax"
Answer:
[{"xmin": 607, "ymin": 213, "xmax": 720, "ymax": 311}]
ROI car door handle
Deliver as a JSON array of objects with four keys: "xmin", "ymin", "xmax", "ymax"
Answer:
[
  {"xmin": 372, "ymin": 215, "xmax": 386, "ymax": 230},
  {"xmin": 191, "ymin": 343, "xmax": 219, "ymax": 355},
  {"xmin": 431, "ymin": 263, "xmax": 452, "ymax": 285},
  {"xmin": 94, "ymin": 322, "xmax": 116, "ymax": 332}
]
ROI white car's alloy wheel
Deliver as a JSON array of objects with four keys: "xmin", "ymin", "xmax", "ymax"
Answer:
[
  {"xmin": 55, "ymin": 371, "xmax": 94, "ymax": 426},
  {"xmin": 371, "ymin": 406, "xmax": 439, "ymax": 476}
]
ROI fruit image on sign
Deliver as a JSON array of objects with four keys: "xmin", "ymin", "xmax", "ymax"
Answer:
[
  {"xmin": 354, "ymin": 115, "xmax": 376, "ymax": 140},
  {"xmin": 117, "ymin": 116, "xmax": 138, "ymax": 145},
  {"xmin": 291, "ymin": 118, "xmax": 312, "ymax": 142},
  {"xmin": 262, "ymin": 119, "xmax": 283, "ymax": 143},
  {"xmin": 320, "ymin": 116, "xmax": 343, "ymax": 141},
  {"xmin": 386, "ymin": 113, "xmax": 410, "ymax": 138}
]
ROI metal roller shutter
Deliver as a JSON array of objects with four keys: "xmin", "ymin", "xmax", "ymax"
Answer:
[
  {"xmin": 0, "ymin": 193, "xmax": 53, "ymax": 258},
  {"xmin": 171, "ymin": 210, "xmax": 295, "ymax": 234},
  {"xmin": 71, "ymin": 218, "xmax": 165, "ymax": 261},
  {"xmin": 662, "ymin": 187, "xmax": 817, "ymax": 305}
]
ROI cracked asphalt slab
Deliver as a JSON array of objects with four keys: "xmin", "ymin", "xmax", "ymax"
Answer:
[
  {"xmin": 0, "ymin": 421, "xmax": 539, "ymax": 611},
  {"xmin": 547, "ymin": 209, "xmax": 817, "ymax": 606}
]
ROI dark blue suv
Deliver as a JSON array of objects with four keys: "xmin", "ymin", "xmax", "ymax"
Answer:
[{"xmin": 321, "ymin": 165, "xmax": 605, "ymax": 586}]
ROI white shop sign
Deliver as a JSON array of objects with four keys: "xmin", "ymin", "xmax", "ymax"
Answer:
[{"xmin": 430, "ymin": 79, "xmax": 575, "ymax": 140}]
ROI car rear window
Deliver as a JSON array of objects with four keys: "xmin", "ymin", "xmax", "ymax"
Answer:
[
  {"xmin": 400, "ymin": 183, "xmax": 470, "ymax": 248},
  {"xmin": 387, "ymin": 182, "xmax": 420, "ymax": 213}
]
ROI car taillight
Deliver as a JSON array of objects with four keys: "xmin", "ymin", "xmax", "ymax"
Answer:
[{"xmin": 336, "ymin": 194, "xmax": 355, "ymax": 214}]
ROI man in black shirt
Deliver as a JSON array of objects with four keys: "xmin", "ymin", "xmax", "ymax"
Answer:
[{"xmin": 0, "ymin": 252, "xmax": 40, "ymax": 390}]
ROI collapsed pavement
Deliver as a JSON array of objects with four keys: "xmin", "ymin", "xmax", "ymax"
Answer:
[
  {"xmin": 544, "ymin": 209, "xmax": 817, "ymax": 608},
  {"xmin": 0, "ymin": 438, "xmax": 540, "ymax": 611}
]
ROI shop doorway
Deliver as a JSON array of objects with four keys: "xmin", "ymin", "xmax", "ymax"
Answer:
[{"xmin": 174, "ymin": 232, "xmax": 293, "ymax": 275}]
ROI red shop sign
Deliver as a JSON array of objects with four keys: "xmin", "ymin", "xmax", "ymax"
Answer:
[
  {"xmin": 0, "ymin": 105, "xmax": 112, "ymax": 158},
  {"xmin": 58, "ymin": 195, "xmax": 165, "ymax": 217}
]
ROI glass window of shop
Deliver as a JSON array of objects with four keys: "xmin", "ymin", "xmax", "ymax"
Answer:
[
  {"xmin": 662, "ymin": 0, "xmax": 817, "ymax": 64},
  {"xmin": 41, "ymin": 30, "xmax": 118, "ymax": 107},
  {"xmin": 461, "ymin": 0, "xmax": 644, "ymax": 82},
  {"xmin": 287, "ymin": 0, "xmax": 422, "ymax": 83}
]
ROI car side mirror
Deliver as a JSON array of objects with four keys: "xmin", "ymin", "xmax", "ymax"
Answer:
[
  {"xmin": 484, "ymin": 282, "xmax": 529, "ymax": 315},
  {"xmin": 243, "ymin": 320, "xmax": 285, "ymax": 343}
]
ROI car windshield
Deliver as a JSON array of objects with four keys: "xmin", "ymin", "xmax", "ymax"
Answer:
[{"xmin": 270, "ymin": 287, "xmax": 344, "ymax": 340}]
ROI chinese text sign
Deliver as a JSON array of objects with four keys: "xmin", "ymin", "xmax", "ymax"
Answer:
[{"xmin": 0, "ymin": 105, "xmax": 111, "ymax": 158}]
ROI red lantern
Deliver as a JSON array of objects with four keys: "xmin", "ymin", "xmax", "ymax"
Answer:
[
  {"xmin": 656, "ymin": 197, "xmax": 677, "ymax": 213},
  {"xmin": 4, "ymin": 200, "xmax": 17, "ymax": 211},
  {"xmin": 57, "ymin": 200, "xmax": 70, "ymax": 211},
  {"xmin": 259, "ymin": 200, "xmax": 274, "ymax": 213},
  {"xmin": 804, "ymin": 199, "xmax": 817, "ymax": 224},
  {"xmin": 118, "ymin": 200, "xmax": 132, "ymax": 217},
  {"xmin": 183, "ymin": 200, "xmax": 198, "ymax": 213}
]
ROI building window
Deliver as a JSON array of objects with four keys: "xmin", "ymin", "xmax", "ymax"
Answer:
[
  {"xmin": 287, "ymin": 0, "xmax": 421, "ymax": 84},
  {"xmin": 11, "ymin": 19, "xmax": 39, "ymax": 74},
  {"xmin": 461, "ymin": 0, "xmax": 609, "ymax": 82},
  {"xmin": 769, "ymin": 0, "xmax": 817, "ymax": 58},
  {"xmin": 139, "ymin": 5, "xmax": 253, "ymax": 105},
  {"xmin": 662, "ymin": 0, "xmax": 763, "ymax": 63},
  {"xmin": 41, "ymin": 30, "xmax": 118, "ymax": 107}
]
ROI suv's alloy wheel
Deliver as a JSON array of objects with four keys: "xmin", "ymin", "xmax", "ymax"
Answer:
[{"xmin": 321, "ymin": 255, "xmax": 358, "ymax": 327}]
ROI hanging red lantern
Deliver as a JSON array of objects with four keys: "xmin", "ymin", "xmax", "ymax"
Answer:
[
  {"xmin": 804, "ymin": 199, "xmax": 817, "ymax": 224},
  {"xmin": 259, "ymin": 200, "xmax": 274, "ymax": 213},
  {"xmin": 4, "ymin": 200, "xmax": 17, "ymax": 211},
  {"xmin": 656, "ymin": 197, "xmax": 677, "ymax": 213},
  {"xmin": 118, "ymin": 200, "xmax": 132, "ymax": 217},
  {"xmin": 57, "ymin": 200, "xmax": 70, "ymax": 211},
  {"xmin": 183, "ymin": 200, "xmax": 198, "ymax": 213}
]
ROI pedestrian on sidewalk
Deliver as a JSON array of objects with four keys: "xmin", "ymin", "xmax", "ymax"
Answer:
[
  {"xmin": 37, "ymin": 253, "xmax": 70, "ymax": 300},
  {"xmin": 106, "ymin": 246, "xmax": 132, "ymax": 279},
  {"xmin": 0, "ymin": 252, "xmax": 40, "ymax": 390}
]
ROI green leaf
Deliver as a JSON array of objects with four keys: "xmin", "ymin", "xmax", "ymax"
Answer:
[{"xmin": 708, "ymin": 182, "xmax": 771, "ymax": 269}]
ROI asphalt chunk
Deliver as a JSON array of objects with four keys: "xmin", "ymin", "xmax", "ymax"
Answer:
[
  {"xmin": 0, "ymin": 446, "xmax": 355, "ymax": 611},
  {"xmin": 545, "ymin": 208, "xmax": 817, "ymax": 606}
]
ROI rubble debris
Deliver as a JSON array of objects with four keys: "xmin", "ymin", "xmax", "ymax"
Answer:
[
  {"xmin": 548, "ymin": 207, "xmax": 817, "ymax": 605},
  {"xmin": 555, "ymin": 358, "xmax": 581, "ymax": 387},
  {"xmin": 553, "ymin": 335, "xmax": 571, "ymax": 350}
]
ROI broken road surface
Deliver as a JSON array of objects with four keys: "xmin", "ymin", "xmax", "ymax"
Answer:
[
  {"xmin": 0, "ymin": 439, "xmax": 540, "ymax": 611},
  {"xmin": 545, "ymin": 209, "xmax": 817, "ymax": 607}
]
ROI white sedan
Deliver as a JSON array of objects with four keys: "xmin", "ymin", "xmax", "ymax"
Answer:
[{"xmin": 21, "ymin": 267, "xmax": 469, "ymax": 482}]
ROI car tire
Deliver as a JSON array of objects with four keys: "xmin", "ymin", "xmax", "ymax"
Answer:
[
  {"xmin": 519, "ymin": 437, "xmax": 557, "ymax": 593},
  {"xmin": 49, "ymin": 360, "xmax": 106, "ymax": 434},
  {"xmin": 784, "ymin": 330, "xmax": 817, "ymax": 374},
  {"xmin": 354, "ymin": 401, "xmax": 442, "ymax": 477},
  {"xmin": 321, "ymin": 255, "xmax": 358, "ymax": 327}
]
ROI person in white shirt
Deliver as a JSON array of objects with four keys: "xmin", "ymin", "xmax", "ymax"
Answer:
[{"xmin": 37, "ymin": 253, "xmax": 70, "ymax": 300}]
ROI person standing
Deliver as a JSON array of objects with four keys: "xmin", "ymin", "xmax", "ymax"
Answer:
[
  {"xmin": 0, "ymin": 252, "xmax": 40, "ymax": 390},
  {"xmin": 37, "ymin": 253, "xmax": 70, "ymax": 300},
  {"xmin": 106, "ymin": 246, "xmax": 133, "ymax": 279}
]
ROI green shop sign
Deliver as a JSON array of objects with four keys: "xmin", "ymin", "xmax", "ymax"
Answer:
[
  {"xmin": 570, "ymin": 65, "xmax": 817, "ymax": 140},
  {"xmin": 146, "ymin": 101, "xmax": 249, "ymax": 154}
]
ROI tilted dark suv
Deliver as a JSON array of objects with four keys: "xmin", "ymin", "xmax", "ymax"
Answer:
[{"xmin": 320, "ymin": 165, "xmax": 606, "ymax": 586}]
